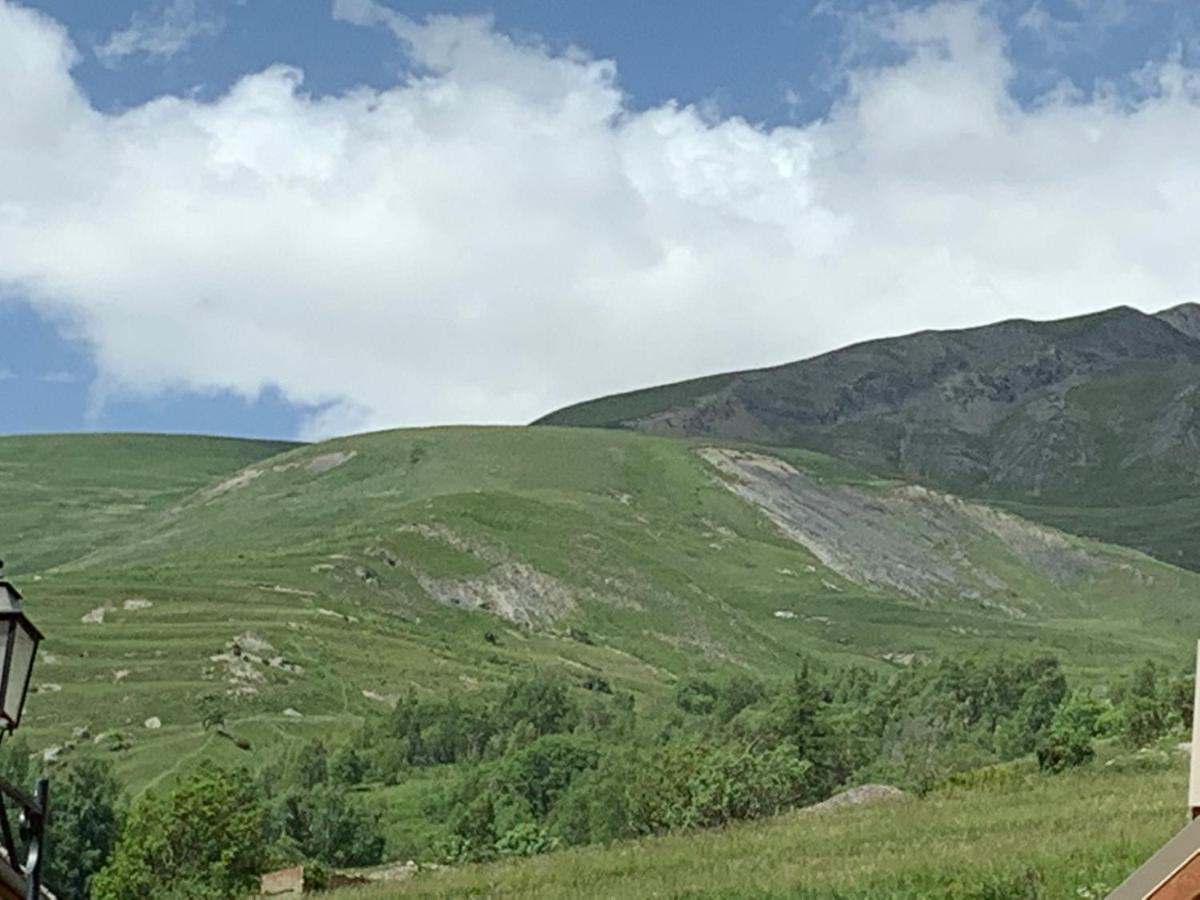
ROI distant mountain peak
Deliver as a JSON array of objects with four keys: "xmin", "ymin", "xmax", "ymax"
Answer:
[
  {"xmin": 540, "ymin": 304, "xmax": 1200, "ymax": 519},
  {"xmin": 1156, "ymin": 302, "xmax": 1200, "ymax": 341}
]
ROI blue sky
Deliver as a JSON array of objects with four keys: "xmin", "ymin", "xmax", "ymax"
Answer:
[{"xmin": 2, "ymin": 0, "xmax": 1198, "ymax": 439}]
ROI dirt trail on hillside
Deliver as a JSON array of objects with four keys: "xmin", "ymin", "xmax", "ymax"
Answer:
[{"xmin": 700, "ymin": 448, "xmax": 1101, "ymax": 611}]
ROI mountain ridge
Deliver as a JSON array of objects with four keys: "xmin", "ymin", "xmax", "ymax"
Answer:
[{"xmin": 540, "ymin": 304, "xmax": 1200, "ymax": 568}]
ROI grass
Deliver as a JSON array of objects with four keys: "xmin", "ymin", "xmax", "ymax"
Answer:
[
  {"xmin": 332, "ymin": 760, "xmax": 1187, "ymax": 898},
  {"xmin": 535, "ymin": 308, "xmax": 1200, "ymax": 576},
  {"xmin": 534, "ymin": 372, "xmax": 736, "ymax": 428},
  {"xmin": 0, "ymin": 432, "xmax": 296, "ymax": 576},
  {"xmin": 4, "ymin": 426, "xmax": 1200, "ymax": 793}
]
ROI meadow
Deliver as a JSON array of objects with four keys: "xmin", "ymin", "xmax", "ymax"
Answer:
[
  {"xmin": 3, "ymin": 428, "xmax": 1198, "ymax": 896},
  {"xmin": 333, "ymin": 755, "xmax": 1186, "ymax": 899},
  {"xmin": 3, "ymin": 426, "xmax": 1198, "ymax": 787}
]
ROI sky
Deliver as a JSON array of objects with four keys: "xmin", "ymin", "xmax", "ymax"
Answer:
[{"xmin": 1, "ymin": 0, "xmax": 1198, "ymax": 440}]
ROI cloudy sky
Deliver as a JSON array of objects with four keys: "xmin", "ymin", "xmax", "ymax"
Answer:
[{"xmin": 2, "ymin": 0, "xmax": 1199, "ymax": 439}]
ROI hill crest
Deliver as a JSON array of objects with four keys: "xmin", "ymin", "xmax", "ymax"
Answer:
[{"xmin": 539, "ymin": 305, "xmax": 1200, "ymax": 566}]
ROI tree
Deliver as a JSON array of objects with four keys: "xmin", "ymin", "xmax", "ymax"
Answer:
[
  {"xmin": 1167, "ymin": 669, "xmax": 1195, "ymax": 732},
  {"xmin": 500, "ymin": 734, "xmax": 598, "ymax": 818},
  {"xmin": 91, "ymin": 764, "xmax": 266, "ymax": 900},
  {"xmin": 765, "ymin": 665, "xmax": 843, "ymax": 792},
  {"xmin": 1014, "ymin": 657, "xmax": 1068, "ymax": 753},
  {"xmin": 0, "ymin": 737, "xmax": 30, "ymax": 789},
  {"xmin": 714, "ymin": 675, "xmax": 765, "ymax": 723},
  {"xmin": 547, "ymin": 753, "xmax": 637, "ymax": 847},
  {"xmin": 294, "ymin": 739, "xmax": 329, "ymax": 789},
  {"xmin": 274, "ymin": 785, "xmax": 384, "ymax": 868},
  {"xmin": 199, "ymin": 693, "xmax": 227, "ymax": 732},
  {"xmin": 497, "ymin": 674, "xmax": 577, "ymax": 737},
  {"xmin": 442, "ymin": 790, "xmax": 498, "ymax": 863},
  {"xmin": 1036, "ymin": 691, "xmax": 1101, "ymax": 772},
  {"xmin": 877, "ymin": 714, "xmax": 954, "ymax": 795},
  {"xmin": 1124, "ymin": 661, "xmax": 1170, "ymax": 747},
  {"xmin": 330, "ymin": 743, "xmax": 369, "ymax": 786},
  {"xmin": 625, "ymin": 738, "xmax": 813, "ymax": 833},
  {"xmin": 673, "ymin": 678, "xmax": 719, "ymax": 716},
  {"xmin": 44, "ymin": 756, "xmax": 122, "ymax": 900}
]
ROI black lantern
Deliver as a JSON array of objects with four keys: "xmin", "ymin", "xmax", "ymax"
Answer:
[
  {"xmin": 0, "ymin": 573, "xmax": 41, "ymax": 733},
  {"xmin": 0, "ymin": 563, "xmax": 48, "ymax": 900}
]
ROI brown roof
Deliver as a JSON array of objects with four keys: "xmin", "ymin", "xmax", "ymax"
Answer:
[{"xmin": 1109, "ymin": 817, "xmax": 1200, "ymax": 900}]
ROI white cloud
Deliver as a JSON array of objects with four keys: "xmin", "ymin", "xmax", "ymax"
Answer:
[
  {"xmin": 2, "ymin": 0, "xmax": 1200, "ymax": 438},
  {"xmin": 95, "ymin": 0, "xmax": 221, "ymax": 66},
  {"xmin": 0, "ymin": 368, "xmax": 14, "ymax": 382}
]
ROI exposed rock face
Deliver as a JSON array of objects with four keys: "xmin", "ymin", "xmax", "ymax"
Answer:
[
  {"xmin": 803, "ymin": 784, "xmax": 909, "ymax": 814},
  {"xmin": 1157, "ymin": 302, "xmax": 1200, "ymax": 342},
  {"xmin": 198, "ymin": 467, "xmax": 262, "ymax": 502},
  {"xmin": 417, "ymin": 562, "xmax": 578, "ymax": 626},
  {"xmin": 81, "ymin": 605, "xmax": 112, "ymax": 624},
  {"xmin": 701, "ymin": 447, "xmax": 1100, "ymax": 610},
  {"xmin": 305, "ymin": 450, "xmax": 356, "ymax": 474}
]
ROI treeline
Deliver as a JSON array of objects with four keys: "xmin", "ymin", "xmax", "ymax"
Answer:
[
  {"xmin": 303, "ymin": 654, "xmax": 1195, "ymax": 863},
  {"xmin": 18, "ymin": 654, "xmax": 1197, "ymax": 897}
]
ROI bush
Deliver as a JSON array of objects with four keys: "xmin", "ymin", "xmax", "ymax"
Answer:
[
  {"xmin": 495, "ymin": 822, "xmax": 560, "ymax": 858},
  {"xmin": 91, "ymin": 763, "xmax": 266, "ymax": 900},
  {"xmin": 674, "ymin": 678, "xmax": 720, "ymax": 716},
  {"xmin": 44, "ymin": 756, "xmax": 122, "ymax": 900},
  {"xmin": 626, "ymin": 739, "xmax": 815, "ymax": 833},
  {"xmin": 496, "ymin": 674, "xmax": 578, "ymax": 737},
  {"xmin": 1036, "ymin": 692, "xmax": 1101, "ymax": 773},
  {"xmin": 274, "ymin": 784, "xmax": 385, "ymax": 868},
  {"xmin": 547, "ymin": 755, "xmax": 637, "ymax": 846},
  {"xmin": 294, "ymin": 739, "xmax": 328, "ymax": 789},
  {"xmin": 500, "ymin": 734, "xmax": 599, "ymax": 818},
  {"xmin": 330, "ymin": 743, "xmax": 369, "ymax": 786}
]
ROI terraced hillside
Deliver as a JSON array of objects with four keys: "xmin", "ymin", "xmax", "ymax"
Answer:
[
  {"xmin": 3, "ymin": 428, "xmax": 1198, "ymax": 789},
  {"xmin": 539, "ymin": 304, "xmax": 1200, "ymax": 570}
]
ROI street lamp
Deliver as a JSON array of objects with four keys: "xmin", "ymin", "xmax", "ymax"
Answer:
[
  {"xmin": 0, "ymin": 563, "xmax": 47, "ymax": 900},
  {"xmin": 0, "ymin": 575, "xmax": 41, "ymax": 733}
]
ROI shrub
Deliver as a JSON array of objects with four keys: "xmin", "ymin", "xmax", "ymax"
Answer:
[
  {"xmin": 44, "ymin": 756, "xmax": 122, "ymax": 900},
  {"xmin": 627, "ymin": 739, "xmax": 814, "ymax": 833},
  {"xmin": 1036, "ymin": 691, "xmax": 1101, "ymax": 773},
  {"xmin": 674, "ymin": 677, "xmax": 720, "ymax": 716},
  {"xmin": 495, "ymin": 822, "xmax": 560, "ymax": 858},
  {"xmin": 274, "ymin": 784, "xmax": 385, "ymax": 868},
  {"xmin": 91, "ymin": 763, "xmax": 266, "ymax": 900},
  {"xmin": 500, "ymin": 734, "xmax": 599, "ymax": 818}
]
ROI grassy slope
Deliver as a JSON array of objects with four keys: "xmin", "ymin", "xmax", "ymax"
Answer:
[
  {"xmin": 532, "ymin": 372, "xmax": 735, "ymax": 429},
  {"xmin": 4, "ymin": 428, "xmax": 1200, "ymax": 794},
  {"xmin": 537, "ymin": 311, "xmax": 1200, "ymax": 574},
  {"xmin": 984, "ymin": 367, "xmax": 1200, "ymax": 570},
  {"xmin": 0, "ymin": 433, "xmax": 297, "ymax": 575},
  {"xmin": 334, "ymin": 758, "xmax": 1185, "ymax": 899}
]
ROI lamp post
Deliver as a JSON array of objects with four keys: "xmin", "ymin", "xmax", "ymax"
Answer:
[{"xmin": 0, "ymin": 564, "xmax": 47, "ymax": 900}]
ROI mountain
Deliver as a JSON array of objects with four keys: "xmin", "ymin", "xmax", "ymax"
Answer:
[
  {"xmin": 3, "ymin": 428, "xmax": 1197, "ymax": 789},
  {"xmin": 539, "ymin": 304, "xmax": 1200, "ymax": 568}
]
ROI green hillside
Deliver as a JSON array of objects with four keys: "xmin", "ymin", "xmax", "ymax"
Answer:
[
  {"xmin": 538, "ymin": 305, "xmax": 1200, "ymax": 570},
  {"xmin": 334, "ymin": 755, "xmax": 1184, "ymax": 899},
  {"xmin": 0, "ymin": 432, "xmax": 297, "ymax": 575},
  {"xmin": 3, "ymin": 427, "xmax": 1199, "ymax": 792}
]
